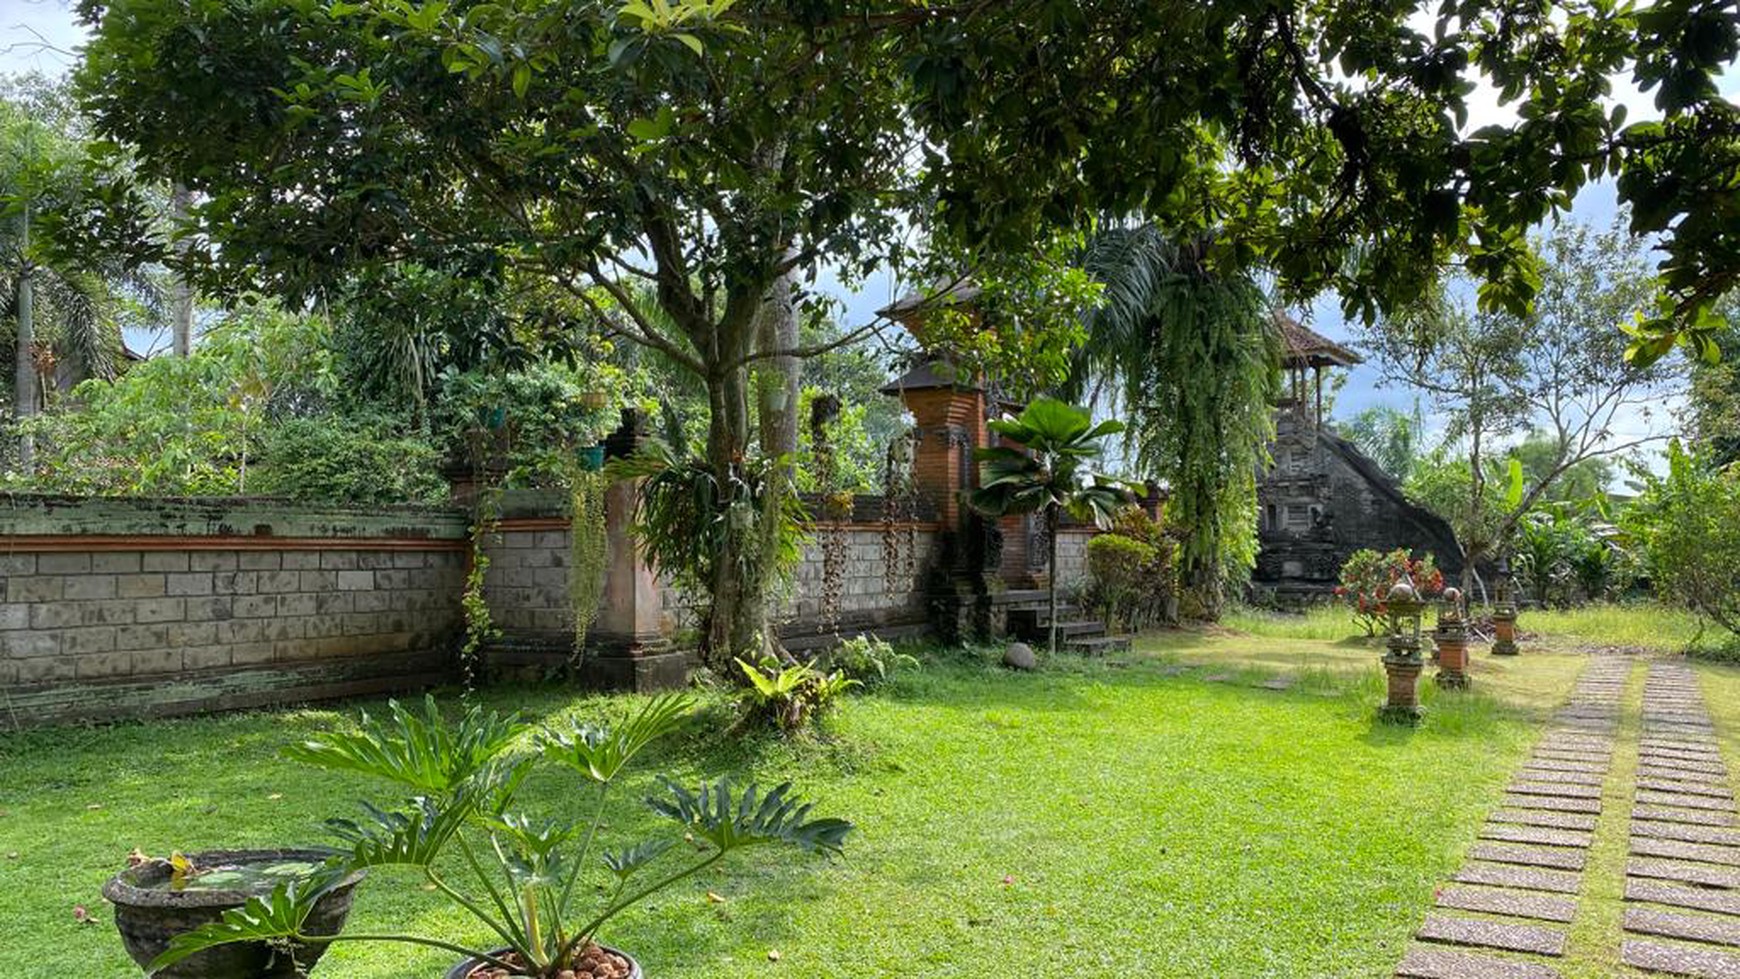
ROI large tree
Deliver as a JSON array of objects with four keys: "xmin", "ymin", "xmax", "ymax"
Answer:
[
  {"xmin": 1363, "ymin": 219, "xmax": 1682, "ymax": 593},
  {"xmin": 1068, "ymin": 226, "xmax": 1279, "ymax": 617},
  {"xmin": 0, "ymin": 72, "xmax": 162, "ymax": 468},
  {"xmin": 73, "ymin": 0, "xmax": 1740, "ymax": 662}
]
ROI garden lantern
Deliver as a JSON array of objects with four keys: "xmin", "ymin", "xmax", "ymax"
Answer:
[
  {"xmin": 1380, "ymin": 577, "xmax": 1426, "ymax": 723},
  {"xmin": 1492, "ymin": 557, "xmax": 1519, "ymax": 656},
  {"xmin": 1434, "ymin": 586, "xmax": 1470, "ymax": 690}
]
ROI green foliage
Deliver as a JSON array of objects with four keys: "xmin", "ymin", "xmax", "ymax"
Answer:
[
  {"xmin": 970, "ymin": 397, "xmax": 1132, "ymax": 654},
  {"xmin": 1511, "ymin": 507, "xmax": 1618, "ymax": 607},
  {"xmin": 1686, "ymin": 297, "xmax": 1740, "ymax": 468},
  {"xmin": 153, "ymin": 872, "xmax": 339, "ymax": 969},
  {"xmin": 1337, "ymin": 406, "xmax": 1421, "ymax": 483},
  {"xmin": 436, "ymin": 362, "xmax": 622, "ymax": 486},
  {"xmin": 1625, "ymin": 442, "xmax": 1740, "ymax": 637},
  {"xmin": 816, "ymin": 635, "xmax": 919, "ymax": 689},
  {"xmin": 568, "ymin": 469, "xmax": 610, "ymax": 670},
  {"xmin": 1366, "ymin": 219, "xmax": 1675, "ymax": 583},
  {"xmin": 970, "ymin": 398, "xmax": 1130, "ymax": 526},
  {"xmin": 460, "ymin": 489, "xmax": 503, "ymax": 694},
  {"xmin": 1082, "ymin": 510, "xmax": 1177, "ymax": 632},
  {"xmin": 610, "ymin": 440, "xmax": 806, "ymax": 675},
  {"xmin": 3, "ymin": 298, "xmax": 360, "ymax": 496},
  {"xmin": 153, "ymin": 694, "xmax": 849, "ymax": 977},
  {"xmin": 735, "ymin": 656, "xmax": 858, "ymax": 733},
  {"xmin": 252, "ymin": 412, "xmax": 447, "ymax": 505},
  {"xmin": 1336, "ymin": 549, "xmax": 1445, "ymax": 637},
  {"xmin": 1073, "ymin": 230, "xmax": 1278, "ymax": 618},
  {"xmin": 281, "ymin": 696, "xmax": 527, "ymax": 796},
  {"xmin": 77, "ymin": 0, "xmax": 1740, "ymax": 688},
  {"xmin": 910, "ymin": 235, "xmax": 1100, "ymax": 400},
  {"xmin": 0, "ymin": 72, "xmax": 162, "ymax": 427}
]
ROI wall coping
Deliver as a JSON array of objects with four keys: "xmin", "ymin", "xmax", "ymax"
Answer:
[{"xmin": 0, "ymin": 493, "xmax": 468, "ymax": 546}]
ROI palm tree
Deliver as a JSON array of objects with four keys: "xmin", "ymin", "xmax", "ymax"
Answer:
[
  {"xmin": 1063, "ymin": 224, "xmax": 1280, "ymax": 618},
  {"xmin": 969, "ymin": 397, "xmax": 1132, "ymax": 655},
  {"xmin": 0, "ymin": 75, "xmax": 161, "ymax": 466}
]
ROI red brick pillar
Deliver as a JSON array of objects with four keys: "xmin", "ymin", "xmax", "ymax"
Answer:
[{"xmin": 897, "ymin": 385, "xmax": 987, "ymax": 530}]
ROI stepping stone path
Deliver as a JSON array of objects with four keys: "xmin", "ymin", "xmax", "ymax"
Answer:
[
  {"xmin": 1396, "ymin": 657, "xmax": 1633, "ymax": 978},
  {"xmin": 1623, "ymin": 661, "xmax": 1740, "ymax": 978}
]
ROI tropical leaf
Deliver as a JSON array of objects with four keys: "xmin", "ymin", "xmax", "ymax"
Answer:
[
  {"xmin": 540, "ymin": 693, "xmax": 691, "ymax": 785},
  {"xmin": 324, "ymin": 796, "xmax": 469, "ymax": 869},
  {"xmin": 283, "ymin": 695, "xmax": 525, "ymax": 796},
  {"xmin": 601, "ymin": 838, "xmax": 677, "ymax": 880},
  {"xmin": 149, "ymin": 871, "xmax": 339, "ymax": 970},
  {"xmin": 648, "ymin": 778, "xmax": 852, "ymax": 856}
]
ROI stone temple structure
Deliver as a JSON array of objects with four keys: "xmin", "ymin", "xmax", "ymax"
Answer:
[{"xmin": 1254, "ymin": 313, "xmax": 1462, "ymax": 601}]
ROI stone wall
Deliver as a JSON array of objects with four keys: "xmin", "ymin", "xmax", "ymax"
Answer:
[
  {"xmin": 477, "ymin": 490, "xmax": 941, "ymax": 671},
  {"xmin": 1, "ymin": 495, "xmax": 466, "ymax": 725}
]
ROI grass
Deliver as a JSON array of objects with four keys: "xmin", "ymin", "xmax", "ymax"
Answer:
[
  {"xmin": 0, "ymin": 630, "xmax": 1583, "ymax": 979},
  {"xmin": 1227, "ymin": 600, "xmax": 1707, "ymax": 655}
]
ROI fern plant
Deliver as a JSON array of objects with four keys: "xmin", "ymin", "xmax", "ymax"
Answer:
[
  {"xmin": 736, "ymin": 657, "xmax": 858, "ymax": 732},
  {"xmin": 151, "ymin": 696, "xmax": 850, "ymax": 977}
]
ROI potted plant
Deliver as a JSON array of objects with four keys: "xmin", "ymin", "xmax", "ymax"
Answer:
[
  {"xmin": 104, "ymin": 849, "xmax": 364, "ymax": 978},
  {"xmin": 576, "ymin": 443, "xmax": 608, "ymax": 472},
  {"xmin": 147, "ymin": 696, "xmax": 850, "ymax": 978}
]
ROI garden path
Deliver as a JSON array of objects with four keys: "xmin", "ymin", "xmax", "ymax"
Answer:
[
  {"xmin": 1396, "ymin": 656, "xmax": 1740, "ymax": 978},
  {"xmin": 1395, "ymin": 656, "xmax": 1632, "ymax": 978},
  {"xmin": 1618, "ymin": 661, "xmax": 1740, "ymax": 978}
]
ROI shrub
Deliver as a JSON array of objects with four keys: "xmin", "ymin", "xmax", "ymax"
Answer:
[
  {"xmin": 817, "ymin": 635, "xmax": 919, "ymax": 687},
  {"xmin": 1082, "ymin": 510, "xmax": 1177, "ymax": 630},
  {"xmin": 253, "ymin": 412, "xmax": 447, "ymax": 505},
  {"xmin": 434, "ymin": 361, "xmax": 622, "ymax": 484},
  {"xmin": 1627, "ymin": 442, "xmax": 1740, "ymax": 636},
  {"xmin": 1336, "ymin": 548, "xmax": 1444, "ymax": 636}
]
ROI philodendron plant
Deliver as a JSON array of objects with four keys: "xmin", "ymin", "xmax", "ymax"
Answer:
[{"xmin": 152, "ymin": 695, "xmax": 851, "ymax": 977}]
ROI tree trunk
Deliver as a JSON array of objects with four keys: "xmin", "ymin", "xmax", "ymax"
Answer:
[
  {"xmin": 754, "ymin": 268, "xmax": 800, "ymax": 662},
  {"xmin": 702, "ymin": 362, "xmax": 767, "ymax": 677},
  {"xmin": 1047, "ymin": 507, "xmax": 1060, "ymax": 656},
  {"xmin": 14, "ymin": 205, "xmax": 35, "ymax": 469},
  {"xmin": 169, "ymin": 183, "xmax": 195, "ymax": 357}
]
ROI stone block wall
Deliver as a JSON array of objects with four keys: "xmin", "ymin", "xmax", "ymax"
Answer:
[
  {"xmin": 1051, "ymin": 528, "xmax": 1096, "ymax": 591},
  {"xmin": 477, "ymin": 491, "xmax": 941, "ymax": 668},
  {"xmin": 1, "ymin": 495, "xmax": 466, "ymax": 725}
]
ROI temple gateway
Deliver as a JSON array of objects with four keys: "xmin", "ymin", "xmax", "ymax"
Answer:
[{"xmin": 1254, "ymin": 313, "xmax": 1463, "ymax": 601}]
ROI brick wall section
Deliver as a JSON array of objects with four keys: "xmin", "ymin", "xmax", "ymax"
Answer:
[
  {"xmin": 1, "ymin": 495, "xmax": 466, "ymax": 725},
  {"xmin": 1052, "ymin": 528, "xmax": 1095, "ymax": 590}
]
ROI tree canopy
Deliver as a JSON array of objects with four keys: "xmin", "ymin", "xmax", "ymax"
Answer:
[{"xmin": 69, "ymin": 0, "xmax": 1740, "ymax": 652}]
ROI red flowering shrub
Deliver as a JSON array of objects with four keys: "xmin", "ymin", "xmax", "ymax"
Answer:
[{"xmin": 1336, "ymin": 548, "xmax": 1445, "ymax": 636}]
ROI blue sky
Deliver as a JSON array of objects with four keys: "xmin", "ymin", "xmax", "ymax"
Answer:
[{"xmin": 1, "ymin": 1, "xmax": 1715, "ymax": 450}]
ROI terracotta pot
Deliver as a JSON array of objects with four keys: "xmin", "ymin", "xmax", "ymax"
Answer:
[
  {"xmin": 445, "ymin": 946, "xmax": 644, "ymax": 979},
  {"xmin": 103, "ymin": 849, "xmax": 363, "ymax": 979}
]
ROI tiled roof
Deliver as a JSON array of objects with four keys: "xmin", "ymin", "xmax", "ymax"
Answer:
[{"xmin": 1274, "ymin": 310, "xmax": 1362, "ymax": 368}]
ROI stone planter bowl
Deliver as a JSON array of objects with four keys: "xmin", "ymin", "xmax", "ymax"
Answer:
[
  {"xmin": 103, "ymin": 848, "xmax": 363, "ymax": 978},
  {"xmin": 446, "ymin": 946, "xmax": 644, "ymax": 979}
]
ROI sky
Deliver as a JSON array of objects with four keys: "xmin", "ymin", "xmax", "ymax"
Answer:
[{"xmin": 1, "ymin": 0, "xmax": 1725, "ymax": 459}]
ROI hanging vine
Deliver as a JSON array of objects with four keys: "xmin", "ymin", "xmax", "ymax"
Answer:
[
  {"xmin": 459, "ymin": 483, "xmax": 502, "ymax": 696},
  {"xmin": 881, "ymin": 427, "xmax": 920, "ymax": 598},
  {"xmin": 568, "ymin": 466, "xmax": 609, "ymax": 674},
  {"xmin": 810, "ymin": 394, "xmax": 849, "ymax": 633}
]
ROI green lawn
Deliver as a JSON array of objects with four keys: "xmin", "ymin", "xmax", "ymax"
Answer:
[
  {"xmin": 2, "ymin": 635, "xmax": 1578, "ymax": 979},
  {"xmin": 1228, "ymin": 600, "xmax": 1707, "ymax": 654}
]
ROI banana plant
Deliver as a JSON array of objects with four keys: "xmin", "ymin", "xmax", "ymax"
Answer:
[
  {"xmin": 969, "ymin": 397, "xmax": 1135, "ymax": 655},
  {"xmin": 152, "ymin": 695, "xmax": 850, "ymax": 976}
]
